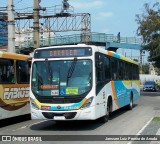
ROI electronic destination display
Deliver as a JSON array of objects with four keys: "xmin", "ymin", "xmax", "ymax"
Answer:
[{"xmin": 34, "ymin": 47, "xmax": 92, "ymax": 58}]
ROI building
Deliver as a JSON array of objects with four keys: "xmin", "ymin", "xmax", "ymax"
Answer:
[
  {"xmin": 0, "ymin": 12, "xmax": 8, "ymax": 50},
  {"xmin": 149, "ymin": 64, "xmax": 158, "ymax": 75},
  {"xmin": 15, "ymin": 27, "xmax": 55, "ymax": 49}
]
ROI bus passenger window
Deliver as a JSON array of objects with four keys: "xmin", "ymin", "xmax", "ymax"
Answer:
[
  {"xmin": 118, "ymin": 61, "xmax": 124, "ymax": 80},
  {"xmin": 16, "ymin": 60, "xmax": 30, "ymax": 83},
  {"xmin": 104, "ymin": 56, "xmax": 111, "ymax": 80},
  {"xmin": 95, "ymin": 53, "xmax": 104, "ymax": 83},
  {"xmin": 124, "ymin": 63, "xmax": 129, "ymax": 80},
  {"xmin": 0, "ymin": 59, "xmax": 15, "ymax": 83},
  {"xmin": 111, "ymin": 58, "xmax": 117, "ymax": 80}
]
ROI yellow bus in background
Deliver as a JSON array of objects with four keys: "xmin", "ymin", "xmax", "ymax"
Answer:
[{"xmin": 0, "ymin": 51, "xmax": 31, "ymax": 119}]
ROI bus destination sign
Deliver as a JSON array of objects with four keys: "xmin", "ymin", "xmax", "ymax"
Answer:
[{"xmin": 34, "ymin": 47, "xmax": 92, "ymax": 58}]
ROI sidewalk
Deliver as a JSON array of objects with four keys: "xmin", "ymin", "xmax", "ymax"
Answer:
[
  {"xmin": 150, "ymin": 128, "xmax": 160, "ymax": 144},
  {"xmin": 131, "ymin": 117, "xmax": 160, "ymax": 144}
]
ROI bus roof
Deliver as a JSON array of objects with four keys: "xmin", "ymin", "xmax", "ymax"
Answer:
[
  {"xmin": 0, "ymin": 51, "xmax": 30, "ymax": 60},
  {"xmin": 106, "ymin": 50, "xmax": 138, "ymax": 65},
  {"xmin": 34, "ymin": 44, "xmax": 139, "ymax": 65}
]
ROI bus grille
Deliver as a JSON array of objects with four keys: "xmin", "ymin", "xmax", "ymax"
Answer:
[
  {"xmin": 38, "ymin": 97, "xmax": 84, "ymax": 104},
  {"xmin": 42, "ymin": 112, "xmax": 77, "ymax": 119}
]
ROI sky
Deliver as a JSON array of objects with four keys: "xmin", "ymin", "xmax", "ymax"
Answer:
[{"xmin": 1, "ymin": 0, "xmax": 158, "ymax": 63}]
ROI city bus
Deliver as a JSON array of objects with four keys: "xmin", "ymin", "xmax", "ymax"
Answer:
[
  {"xmin": 0, "ymin": 51, "xmax": 31, "ymax": 119},
  {"xmin": 30, "ymin": 44, "xmax": 140, "ymax": 122}
]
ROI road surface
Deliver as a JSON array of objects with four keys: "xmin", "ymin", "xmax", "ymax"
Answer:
[{"xmin": 0, "ymin": 91, "xmax": 160, "ymax": 144}]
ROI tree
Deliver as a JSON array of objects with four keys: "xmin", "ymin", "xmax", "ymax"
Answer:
[
  {"xmin": 136, "ymin": 2, "xmax": 160, "ymax": 68},
  {"xmin": 142, "ymin": 64, "xmax": 149, "ymax": 74}
]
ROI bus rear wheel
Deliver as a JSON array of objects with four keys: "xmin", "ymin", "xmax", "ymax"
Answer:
[{"xmin": 127, "ymin": 95, "xmax": 133, "ymax": 110}]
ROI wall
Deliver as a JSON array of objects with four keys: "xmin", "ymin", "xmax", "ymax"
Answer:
[
  {"xmin": 140, "ymin": 74, "xmax": 160, "ymax": 85},
  {"xmin": 0, "ymin": 20, "xmax": 8, "ymax": 47}
]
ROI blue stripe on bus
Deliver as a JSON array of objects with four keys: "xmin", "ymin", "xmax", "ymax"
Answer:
[
  {"xmin": 113, "ymin": 53, "xmax": 120, "ymax": 59},
  {"xmin": 50, "ymin": 100, "xmax": 83, "ymax": 111},
  {"xmin": 113, "ymin": 81, "xmax": 139, "ymax": 107}
]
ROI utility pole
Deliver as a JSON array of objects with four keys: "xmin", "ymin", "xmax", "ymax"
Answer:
[
  {"xmin": 33, "ymin": 0, "xmax": 40, "ymax": 48},
  {"xmin": 7, "ymin": 0, "xmax": 15, "ymax": 53},
  {"xmin": 140, "ymin": 50, "xmax": 142, "ymax": 74}
]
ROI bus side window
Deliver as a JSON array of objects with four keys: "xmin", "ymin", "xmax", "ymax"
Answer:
[
  {"xmin": 136, "ymin": 65, "xmax": 139, "ymax": 80},
  {"xmin": 118, "ymin": 60, "xmax": 123, "ymax": 80},
  {"xmin": 95, "ymin": 53, "xmax": 104, "ymax": 83},
  {"xmin": 0, "ymin": 59, "xmax": 15, "ymax": 83},
  {"xmin": 8, "ymin": 65, "xmax": 15, "ymax": 83},
  {"xmin": 16, "ymin": 60, "xmax": 30, "ymax": 83},
  {"xmin": 132, "ymin": 65, "xmax": 139, "ymax": 80},
  {"xmin": 125, "ymin": 62, "xmax": 129, "ymax": 80},
  {"xmin": 104, "ymin": 56, "xmax": 111, "ymax": 80},
  {"xmin": 129, "ymin": 64, "xmax": 132, "ymax": 80},
  {"xmin": 111, "ymin": 58, "xmax": 117, "ymax": 80}
]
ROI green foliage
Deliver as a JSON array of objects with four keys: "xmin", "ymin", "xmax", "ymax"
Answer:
[
  {"xmin": 136, "ymin": 2, "xmax": 160, "ymax": 67},
  {"xmin": 142, "ymin": 64, "xmax": 149, "ymax": 74},
  {"xmin": 156, "ymin": 68, "xmax": 160, "ymax": 75},
  {"xmin": 153, "ymin": 117, "xmax": 160, "ymax": 122}
]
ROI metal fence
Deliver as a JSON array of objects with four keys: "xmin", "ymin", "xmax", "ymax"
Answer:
[{"xmin": 17, "ymin": 32, "xmax": 142, "ymax": 49}]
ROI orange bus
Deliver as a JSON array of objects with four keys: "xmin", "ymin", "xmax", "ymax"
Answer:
[{"xmin": 0, "ymin": 51, "xmax": 31, "ymax": 119}]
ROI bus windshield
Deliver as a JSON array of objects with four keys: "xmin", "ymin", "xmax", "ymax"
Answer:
[{"xmin": 31, "ymin": 59, "xmax": 92, "ymax": 97}]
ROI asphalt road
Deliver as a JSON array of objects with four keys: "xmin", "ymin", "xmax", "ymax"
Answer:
[{"xmin": 0, "ymin": 91, "xmax": 160, "ymax": 144}]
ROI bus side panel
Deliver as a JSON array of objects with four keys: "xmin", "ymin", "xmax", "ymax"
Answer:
[
  {"xmin": 123, "ymin": 80, "xmax": 140, "ymax": 106},
  {"xmin": 95, "ymin": 85, "xmax": 107, "ymax": 119},
  {"xmin": 132, "ymin": 80, "xmax": 140, "ymax": 101},
  {"xmin": 85, "ymin": 80, "xmax": 140, "ymax": 120},
  {"xmin": 0, "ymin": 84, "xmax": 30, "ymax": 120},
  {"xmin": 111, "ymin": 80, "xmax": 140, "ymax": 110},
  {"xmin": 109, "ymin": 81, "xmax": 120, "ymax": 111},
  {"xmin": 110, "ymin": 81, "xmax": 128, "ymax": 109},
  {"xmin": 95, "ymin": 81, "xmax": 121, "ymax": 118},
  {"xmin": 95, "ymin": 81, "xmax": 122, "ymax": 118},
  {"xmin": 0, "ymin": 103, "xmax": 30, "ymax": 120}
]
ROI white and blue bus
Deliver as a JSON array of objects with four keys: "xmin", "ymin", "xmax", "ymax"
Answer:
[{"xmin": 30, "ymin": 44, "xmax": 140, "ymax": 122}]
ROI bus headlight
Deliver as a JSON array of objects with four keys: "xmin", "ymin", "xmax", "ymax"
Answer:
[
  {"xmin": 81, "ymin": 97, "xmax": 94, "ymax": 109},
  {"xmin": 30, "ymin": 98, "xmax": 39, "ymax": 110}
]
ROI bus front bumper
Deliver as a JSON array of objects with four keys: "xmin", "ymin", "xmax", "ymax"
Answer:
[{"xmin": 31, "ymin": 106, "xmax": 96, "ymax": 120}]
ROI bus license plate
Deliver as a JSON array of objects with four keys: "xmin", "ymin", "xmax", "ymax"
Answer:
[{"xmin": 54, "ymin": 116, "xmax": 65, "ymax": 120}]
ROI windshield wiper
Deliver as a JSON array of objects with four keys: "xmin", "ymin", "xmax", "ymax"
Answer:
[
  {"xmin": 67, "ymin": 58, "xmax": 77, "ymax": 86},
  {"xmin": 45, "ymin": 58, "xmax": 52, "ymax": 83}
]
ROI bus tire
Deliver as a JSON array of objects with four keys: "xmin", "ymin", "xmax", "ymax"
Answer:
[
  {"xmin": 98, "ymin": 101, "xmax": 110, "ymax": 123},
  {"xmin": 127, "ymin": 94, "xmax": 133, "ymax": 110}
]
